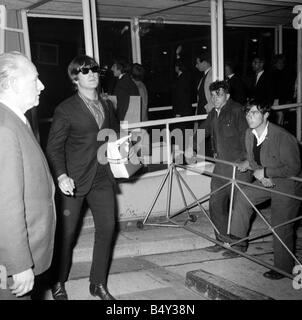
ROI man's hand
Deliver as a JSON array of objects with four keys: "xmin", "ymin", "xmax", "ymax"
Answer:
[
  {"xmin": 128, "ymin": 144, "xmax": 141, "ymax": 164},
  {"xmin": 184, "ymin": 140, "xmax": 197, "ymax": 165},
  {"xmin": 236, "ymin": 160, "xmax": 250, "ymax": 172},
  {"xmin": 58, "ymin": 174, "xmax": 75, "ymax": 196},
  {"xmin": 10, "ymin": 268, "xmax": 34, "ymax": 297},
  {"xmin": 253, "ymin": 168, "xmax": 265, "ymax": 181},
  {"xmin": 261, "ymin": 177, "xmax": 275, "ymax": 188}
]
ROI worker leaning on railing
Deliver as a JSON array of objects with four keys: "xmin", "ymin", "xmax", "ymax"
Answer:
[{"xmin": 226, "ymin": 100, "xmax": 302, "ymax": 280}]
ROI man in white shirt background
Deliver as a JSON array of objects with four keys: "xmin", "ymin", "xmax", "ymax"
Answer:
[{"xmin": 250, "ymin": 56, "xmax": 273, "ymax": 106}]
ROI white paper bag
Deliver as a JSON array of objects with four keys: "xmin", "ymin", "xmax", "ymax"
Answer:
[{"xmin": 107, "ymin": 135, "xmax": 142, "ymax": 178}]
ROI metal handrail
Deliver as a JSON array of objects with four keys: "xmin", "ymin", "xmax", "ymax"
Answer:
[
  {"xmin": 271, "ymin": 102, "xmax": 302, "ymax": 111},
  {"xmin": 130, "ymin": 113, "xmax": 302, "ymax": 279}
]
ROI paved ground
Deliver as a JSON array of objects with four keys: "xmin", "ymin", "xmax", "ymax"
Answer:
[{"xmin": 32, "ymin": 210, "xmax": 302, "ymax": 301}]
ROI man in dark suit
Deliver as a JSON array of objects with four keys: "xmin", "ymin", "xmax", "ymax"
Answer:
[
  {"xmin": 173, "ymin": 60, "xmax": 192, "ymax": 117},
  {"xmin": 0, "ymin": 52, "xmax": 56, "ymax": 300},
  {"xmin": 194, "ymin": 54, "xmax": 214, "ymax": 157},
  {"xmin": 195, "ymin": 54, "xmax": 213, "ymax": 115},
  {"xmin": 271, "ymin": 54, "xmax": 295, "ymax": 125},
  {"xmin": 225, "ymin": 61, "xmax": 248, "ymax": 106},
  {"xmin": 250, "ymin": 57, "xmax": 273, "ymax": 106},
  {"xmin": 47, "ymin": 55, "xmax": 119, "ymax": 300},
  {"xmin": 111, "ymin": 59, "xmax": 139, "ymax": 122},
  {"xmin": 200, "ymin": 80, "xmax": 252, "ymax": 253}
]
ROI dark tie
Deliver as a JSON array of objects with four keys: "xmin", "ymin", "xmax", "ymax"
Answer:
[{"xmin": 89, "ymin": 102, "xmax": 104, "ymax": 129}]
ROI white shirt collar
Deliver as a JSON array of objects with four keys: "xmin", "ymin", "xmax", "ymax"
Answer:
[
  {"xmin": 256, "ymin": 70, "xmax": 264, "ymax": 84},
  {"xmin": 215, "ymin": 97, "xmax": 229, "ymax": 117},
  {"xmin": 252, "ymin": 122, "xmax": 269, "ymax": 146},
  {"xmin": 0, "ymin": 101, "xmax": 27, "ymax": 124},
  {"xmin": 228, "ymin": 73, "xmax": 235, "ymax": 79},
  {"xmin": 204, "ymin": 67, "xmax": 211, "ymax": 76}
]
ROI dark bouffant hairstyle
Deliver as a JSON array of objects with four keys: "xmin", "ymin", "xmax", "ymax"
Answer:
[
  {"xmin": 175, "ymin": 59, "xmax": 188, "ymax": 73},
  {"xmin": 68, "ymin": 54, "xmax": 99, "ymax": 89},
  {"xmin": 131, "ymin": 63, "xmax": 145, "ymax": 81},
  {"xmin": 196, "ymin": 53, "xmax": 211, "ymax": 64},
  {"xmin": 225, "ymin": 60, "xmax": 236, "ymax": 73},
  {"xmin": 112, "ymin": 58, "xmax": 132, "ymax": 74},
  {"xmin": 252, "ymin": 56, "xmax": 265, "ymax": 64},
  {"xmin": 209, "ymin": 80, "xmax": 229, "ymax": 94}
]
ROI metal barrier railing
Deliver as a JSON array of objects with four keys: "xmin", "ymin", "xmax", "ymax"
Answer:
[
  {"xmin": 39, "ymin": 101, "xmax": 302, "ymax": 139},
  {"xmin": 121, "ymin": 112, "xmax": 302, "ymax": 280},
  {"xmin": 38, "ymin": 106, "xmax": 302, "ymax": 278},
  {"xmin": 271, "ymin": 102, "xmax": 302, "ymax": 142},
  {"xmin": 176, "ymin": 155, "xmax": 302, "ymax": 280},
  {"xmin": 271, "ymin": 102, "xmax": 302, "ymax": 111}
]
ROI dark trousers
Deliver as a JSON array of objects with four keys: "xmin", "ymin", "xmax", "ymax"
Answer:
[
  {"xmin": 54, "ymin": 174, "xmax": 116, "ymax": 285},
  {"xmin": 230, "ymin": 180, "xmax": 300, "ymax": 273},
  {"xmin": 0, "ymin": 277, "xmax": 31, "ymax": 300},
  {"xmin": 209, "ymin": 163, "xmax": 252, "ymax": 241}
]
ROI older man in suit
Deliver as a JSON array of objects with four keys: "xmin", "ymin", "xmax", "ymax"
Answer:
[{"xmin": 0, "ymin": 52, "xmax": 56, "ymax": 300}]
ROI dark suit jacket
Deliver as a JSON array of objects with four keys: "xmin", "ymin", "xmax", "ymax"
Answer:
[
  {"xmin": 173, "ymin": 71, "xmax": 192, "ymax": 116},
  {"xmin": 202, "ymin": 98, "xmax": 248, "ymax": 162},
  {"xmin": 227, "ymin": 74, "xmax": 248, "ymax": 106},
  {"xmin": 0, "ymin": 103, "xmax": 56, "ymax": 276},
  {"xmin": 46, "ymin": 94, "xmax": 119, "ymax": 196},
  {"xmin": 113, "ymin": 74, "xmax": 139, "ymax": 121},
  {"xmin": 245, "ymin": 122, "xmax": 301, "ymax": 194},
  {"xmin": 251, "ymin": 71, "xmax": 273, "ymax": 105},
  {"xmin": 271, "ymin": 68, "xmax": 294, "ymax": 104}
]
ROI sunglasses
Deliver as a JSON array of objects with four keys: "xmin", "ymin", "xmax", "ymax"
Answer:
[{"xmin": 77, "ymin": 65, "xmax": 100, "ymax": 75}]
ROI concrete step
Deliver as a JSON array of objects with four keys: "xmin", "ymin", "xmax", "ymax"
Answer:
[
  {"xmin": 185, "ymin": 243, "xmax": 302, "ymax": 300},
  {"xmin": 73, "ymin": 216, "xmax": 214, "ymax": 263},
  {"xmin": 72, "ymin": 210, "xmax": 277, "ymax": 263},
  {"xmin": 186, "ymin": 269, "xmax": 273, "ymax": 300}
]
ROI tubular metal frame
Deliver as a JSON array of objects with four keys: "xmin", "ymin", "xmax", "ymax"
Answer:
[
  {"xmin": 128, "ymin": 113, "xmax": 302, "ymax": 280},
  {"xmin": 140, "ymin": 153, "xmax": 302, "ymax": 279}
]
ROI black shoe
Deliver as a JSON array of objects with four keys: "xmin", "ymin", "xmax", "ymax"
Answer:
[
  {"xmin": 89, "ymin": 283, "xmax": 115, "ymax": 300},
  {"xmin": 222, "ymin": 246, "xmax": 247, "ymax": 258},
  {"xmin": 204, "ymin": 244, "xmax": 226, "ymax": 253},
  {"xmin": 263, "ymin": 270, "xmax": 285, "ymax": 280},
  {"xmin": 51, "ymin": 282, "xmax": 68, "ymax": 300}
]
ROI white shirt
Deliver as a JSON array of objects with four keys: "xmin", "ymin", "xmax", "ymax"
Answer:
[
  {"xmin": 252, "ymin": 122, "xmax": 269, "ymax": 146},
  {"xmin": 177, "ymin": 70, "xmax": 183, "ymax": 77},
  {"xmin": 204, "ymin": 67, "xmax": 211, "ymax": 76},
  {"xmin": 197, "ymin": 67, "xmax": 211, "ymax": 91},
  {"xmin": 255, "ymin": 70, "xmax": 264, "ymax": 85}
]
